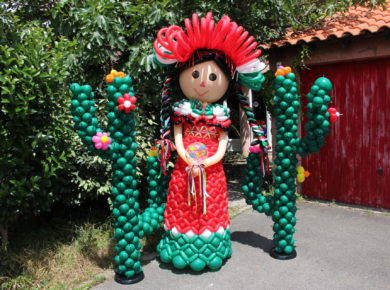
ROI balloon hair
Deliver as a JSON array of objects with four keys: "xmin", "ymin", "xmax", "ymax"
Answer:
[{"xmin": 154, "ymin": 12, "xmax": 261, "ymax": 68}]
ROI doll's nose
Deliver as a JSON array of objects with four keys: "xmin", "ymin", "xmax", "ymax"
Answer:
[{"xmin": 200, "ymin": 82, "xmax": 206, "ymax": 88}]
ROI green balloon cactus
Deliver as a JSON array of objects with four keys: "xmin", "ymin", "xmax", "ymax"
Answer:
[
  {"xmin": 242, "ymin": 66, "xmax": 333, "ymax": 259},
  {"xmin": 69, "ymin": 70, "xmax": 167, "ymax": 284}
]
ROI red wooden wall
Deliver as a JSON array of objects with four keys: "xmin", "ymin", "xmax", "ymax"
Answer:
[{"xmin": 299, "ymin": 58, "xmax": 390, "ymax": 209}]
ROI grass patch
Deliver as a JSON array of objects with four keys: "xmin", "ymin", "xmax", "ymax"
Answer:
[
  {"xmin": 74, "ymin": 275, "xmax": 107, "ymax": 290},
  {"xmin": 295, "ymin": 192, "xmax": 305, "ymax": 201},
  {"xmin": 0, "ymin": 218, "xmax": 115, "ymax": 289},
  {"xmin": 0, "ymin": 193, "xmax": 254, "ymax": 289},
  {"xmin": 229, "ymin": 205, "xmax": 251, "ymax": 219}
]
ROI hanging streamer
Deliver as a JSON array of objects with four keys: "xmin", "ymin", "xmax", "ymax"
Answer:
[{"xmin": 186, "ymin": 165, "xmax": 208, "ymax": 214}]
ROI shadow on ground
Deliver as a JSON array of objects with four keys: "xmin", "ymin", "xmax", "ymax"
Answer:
[{"xmin": 231, "ymin": 231, "xmax": 273, "ymax": 253}]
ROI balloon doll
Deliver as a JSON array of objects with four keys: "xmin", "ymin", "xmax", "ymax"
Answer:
[
  {"xmin": 153, "ymin": 13, "xmax": 336, "ymax": 267},
  {"xmin": 152, "ymin": 12, "xmax": 267, "ymax": 271}
]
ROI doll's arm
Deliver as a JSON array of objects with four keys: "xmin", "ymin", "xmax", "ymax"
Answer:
[
  {"xmin": 203, "ymin": 131, "xmax": 228, "ymax": 168},
  {"xmin": 174, "ymin": 124, "xmax": 191, "ymax": 165}
]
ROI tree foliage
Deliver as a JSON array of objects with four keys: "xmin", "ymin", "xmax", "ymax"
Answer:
[{"xmin": 0, "ymin": 13, "xmax": 75, "ymax": 240}]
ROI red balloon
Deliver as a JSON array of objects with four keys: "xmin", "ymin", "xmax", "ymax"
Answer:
[{"xmin": 330, "ymin": 114, "xmax": 338, "ymax": 123}]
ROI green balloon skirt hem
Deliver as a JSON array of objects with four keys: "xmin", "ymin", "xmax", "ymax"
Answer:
[{"xmin": 157, "ymin": 229, "xmax": 232, "ymax": 271}]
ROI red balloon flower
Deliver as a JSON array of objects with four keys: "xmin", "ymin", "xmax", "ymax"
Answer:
[
  {"xmin": 328, "ymin": 107, "xmax": 341, "ymax": 123},
  {"xmin": 118, "ymin": 93, "xmax": 137, "ymax": 113}
]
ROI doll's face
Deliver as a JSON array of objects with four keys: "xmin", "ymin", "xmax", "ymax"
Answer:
[{"xmin": 179, "ymin": 60, "xmax": 229, "ymax": 104}]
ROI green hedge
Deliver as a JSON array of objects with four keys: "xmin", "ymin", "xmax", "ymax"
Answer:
[{"xmin": 0, "ymin": 18, "xmax": 75, "ymax": 237}]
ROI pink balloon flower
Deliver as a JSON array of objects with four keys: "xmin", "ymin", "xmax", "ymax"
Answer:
[{"xmin": 92, "ymin": 132, "xmax": 111, "ymax": 150}]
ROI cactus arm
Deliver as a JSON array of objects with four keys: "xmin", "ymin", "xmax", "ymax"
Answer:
[
  {"xmin": 138, "ymin": 156, "xmax": 168, "ymax": 237},
  {"xmin": 70, "ymin": 83, "xmax": 116, "ymax": 159},
  {"xmin": 239, "ymin": 88, "xmax": 274, "ymax": 216},
  {"xmin": 242, "ymin": 153, "xmax": 274, "ymax": 216},
  {"xmin": 296, "ymin": 77, "xmax": 333, "ymax": 157}
]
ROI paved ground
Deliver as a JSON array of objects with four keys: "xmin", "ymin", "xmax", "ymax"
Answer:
[{"xmin": 95, "ymin": 201, "xmax": 390, "ymax": 290}]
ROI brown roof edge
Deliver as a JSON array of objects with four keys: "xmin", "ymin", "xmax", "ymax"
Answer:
[{"xmin": 261, "ymin": 2, "xmax": 390, "ymax": 50}]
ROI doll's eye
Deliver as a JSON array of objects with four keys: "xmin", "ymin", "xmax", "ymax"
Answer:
[
  {"xmin": 209, "ymin": 73, "xmax": 217, "ymax": 81},
  {"xmin": 192, "ymin": 70, "xmax": 200, "ymax": 79}
]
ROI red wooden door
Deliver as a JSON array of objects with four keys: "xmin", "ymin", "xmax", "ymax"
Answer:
[{"xmin": 299, "ymin": 58, "xmax": 390, "ymax": 209}]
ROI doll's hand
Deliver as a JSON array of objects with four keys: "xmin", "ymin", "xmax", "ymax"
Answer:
[
  {"xmin": 191, "ymin": 166, "xmax": 200, "ymax": 177},
  {"xmin": 186, "ymin": 162, "xmax": 204, "ymax": 177}
]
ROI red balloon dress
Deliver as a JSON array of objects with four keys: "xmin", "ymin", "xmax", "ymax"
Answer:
[{"xmin": 157, "ymin": 99, "xmax": 233, "ymax": 271}]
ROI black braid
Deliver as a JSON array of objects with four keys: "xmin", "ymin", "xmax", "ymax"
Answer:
[
  {"xmin": 160, "ymin": 77, "xmax": 172, "ymax": 140},
  {"xmin": 236, "ymin": 85, "xmax": 268, "ymax": 149}
]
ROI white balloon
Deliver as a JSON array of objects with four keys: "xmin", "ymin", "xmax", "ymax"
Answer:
[{"xmin": 237, "ymin": 59, "xmax": 266, "ymax": 73}]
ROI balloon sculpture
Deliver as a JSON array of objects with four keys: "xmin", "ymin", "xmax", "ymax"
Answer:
[
  {"xmin": 69, "ymin": 71, "xmax": 168, "ymax": 284},
  {"xmin": 69, "ymin": 12, "xmax": 337, "ymax": 284},
  {"xmin": 152, "ymin": 12, "xmax": 267, "ymax": 272},
  {"xmin": 242, "ymin": 66, "xmax": 334, "ymax": 259}
]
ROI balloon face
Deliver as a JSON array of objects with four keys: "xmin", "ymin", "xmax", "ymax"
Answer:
[
  {"xmin": 179, "ymin": 60, "xmax": 229, "ymax": 104},
  {"xmin": 186, "ymin": 142, "xmax": 208, "ymax": 165}
]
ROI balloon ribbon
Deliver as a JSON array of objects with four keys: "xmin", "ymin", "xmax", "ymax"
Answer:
[
  {"xmin": 187, "ymin": 165, "xmax": 208, "ymax": 214},
  {"xmin": 155, "ymin": 137, "xmax": 176, "ymax": 175}
]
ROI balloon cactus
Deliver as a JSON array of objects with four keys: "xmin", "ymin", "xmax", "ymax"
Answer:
[
  {"xmin": 242, "ymin": 66, "xmax": 334, "ymax": 259},
  {"xmin": 69, "ymin": 70, "xmax": 167, "ymax": 284}
]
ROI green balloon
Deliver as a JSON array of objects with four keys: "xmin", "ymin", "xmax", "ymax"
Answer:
[
  {"xmin": 310, "ymin": 85, "xmax": 319, "ymax": 94},
  {"xmin": 114, "ymin": 131, "xmax": 124, "ymax": 140},
  {"xmin": 286, "ymin": 73, "xmax": 296, "ymax": 80},
  {"xmin": 283, "ymin": 93, "xmax": 294, "ymax": 102},
  {"xmin": 279, "ymin": 218, "xmax": 288, "ymax": 226},
  {"xmin": 86, "ymin": 126, "xmax": 96, "ymax": 136},
  {"xmin": 172, "ymin": 255, "xmax": 187, "ymax": 269},
  {"xmin": 317, "ymin": 89, "xmax": 326, "ymax": 97},
  {"xmin": 123, "ymin": 75, "xmax": 133, "ymax": 85},
  {"xmin": 116, "ymin": 194, "xmax": 126, "ymax": 203},
  {"xmin": 279, "ymin": 206, "xmax": 288, "ymax": 215},
  {"xmin": 117, "ymin": 157, "xmax": 127, "ymax": 167},
  {"xmin": 323, "ymin": 95, "xmax": 331, "ymax": 103},
  {"xmin": 284, "ymin": 245, "xmax": 293, "ymax": 254},
  {"xmin": 208, "ymin": 257, "xmax": 223, "ymax": 270},
  {"xmin": 290, "ymin": 87, "xmax": 298, "ymax": 94},
  {"xmin": 78, "ymin": 121, "xmax": 88, "ymax": 130},
  {"xmin": 70, "ymin": 83, "xmax": 81, "ymax": 94},
  {"xmin": 314, "ymin": 77, "xmax": 332, "ymax": 93},
  {"xmin": 107, "ymin": 85, "xmax": 117, "ymax": 95},
  {"xmin": 119, "ymin": 84, "xmax": 130, "ymax": 93},
  {"xmin": 190, "ymin": 258, "xmax": 206, "ymax": 271},
  {"xmin": 118, "ymin": 239, "xmax": 128, "ymax": 248},
  {"xmin": 282, "ymin": 79, "xmax": 293, "ymax": 90},
  {"xmin": 81, "ymin": 85, "xmax": 92, "ymax": 94},
  {"xmin": 285, "ymin": 107, "xmax": 295, "ymax": 116},
  {"xmin": 274, "ymin": 75, "xmax": 285, "ymax": 84},
  {"xmin": 276, "ymin": 87, "xmax": 287, "ymax": 97},
  {"xmin": 278, "ymin": 240, "xmax": 287, "ymax": 248},
  {"xmin": 74, "ymin": 106, "xmax": 85, "ymax": 117},
  {"xmin": 113, "ymin": 77, "xmax": 124, "ymax": 87},
  {"xmin": 313, "ymin": 97, "xmax": 323, "ymax": 107}
]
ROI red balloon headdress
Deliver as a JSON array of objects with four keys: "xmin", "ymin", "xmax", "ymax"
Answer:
[{"xmin": 153, "ymin": 12, "xmax": 263, "ymax": 73}]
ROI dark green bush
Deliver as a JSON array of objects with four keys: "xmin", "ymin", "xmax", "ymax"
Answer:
[{"xmin": 0, "ymin": 17, "xmax": 76, "ymax": 244}]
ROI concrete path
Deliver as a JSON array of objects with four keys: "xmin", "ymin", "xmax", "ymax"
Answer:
[{"xmin": 95, "ymin": 201, "xmax": 390, "ymax": 290}]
